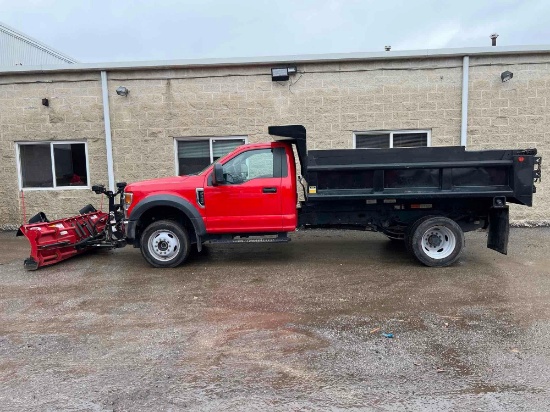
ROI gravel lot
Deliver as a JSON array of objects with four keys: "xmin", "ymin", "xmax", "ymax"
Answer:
[{"xmin": 1, "ymin": 228, "xmax": 549, "ymax": 411}]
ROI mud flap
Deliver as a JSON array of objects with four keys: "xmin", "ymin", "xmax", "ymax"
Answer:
[{"xmin": 487, "ymin": 206, "xmax": 509, "ymax": 255}]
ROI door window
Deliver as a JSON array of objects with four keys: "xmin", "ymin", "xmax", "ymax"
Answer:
[{"xmin": 222, "ymin": 149, "xmax": 274, "ymax": 184}]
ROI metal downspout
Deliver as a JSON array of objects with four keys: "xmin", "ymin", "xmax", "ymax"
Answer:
[
  {"xmin": 100, "ymin": 71, "xmax": 115, "ymax": 192},
  {"xmin": 460, "ymin": 56, "xmax": 470, "ymax": 147}
]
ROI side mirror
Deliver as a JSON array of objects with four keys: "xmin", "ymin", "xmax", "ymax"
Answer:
[{"xmin": 212, "ymin": 163, "xmax": 225, "ymax": 185}]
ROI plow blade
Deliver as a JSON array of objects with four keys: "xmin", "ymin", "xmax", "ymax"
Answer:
[{"xmin": 17, "ymin": 210, "xmax": 109, "ymax": 270}]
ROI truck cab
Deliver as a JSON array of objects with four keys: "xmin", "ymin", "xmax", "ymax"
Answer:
[
  {"xmin": 203, "ymin": 143, "xmax": 297, "ymax": 233},
  {"xmin": 123, "ymin": 141, "xmax": 298, "ymax": 267}
]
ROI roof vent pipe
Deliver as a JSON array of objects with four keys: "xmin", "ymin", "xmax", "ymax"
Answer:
[{"xmin": 490, "ymin": 33, "xmax": 499, "ymax": 46}]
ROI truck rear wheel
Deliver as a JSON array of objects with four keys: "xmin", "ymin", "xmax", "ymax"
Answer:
[
  {"xmin": 140, "ymin": 220, "xmax": 190, "ymax": 268},
  {"xmin": 408, "ymin": 216, "xmax": 464, "ymax": 267},
  {"xmin": 405, "ymin": 215, "xmax": 435, "ymax": 253}
]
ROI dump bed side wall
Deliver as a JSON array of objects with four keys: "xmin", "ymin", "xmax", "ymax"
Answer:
[{"xmin": 304, "ymin": 146, "xmax": 537, "ymax": 207}]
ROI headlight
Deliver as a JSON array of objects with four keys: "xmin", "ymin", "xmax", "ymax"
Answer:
[{"xmin": 123, "ymin": 192, "xmax": 133, "ymax": 211}]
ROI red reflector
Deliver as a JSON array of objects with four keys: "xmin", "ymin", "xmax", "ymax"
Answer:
[{"xmin": 518, "ymin": 156, "xmax": 525, "ymax": 162}]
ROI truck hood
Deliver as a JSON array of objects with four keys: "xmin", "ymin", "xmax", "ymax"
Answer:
[{"xmin": 125, "ymin": 175, "xmax": 193, "ymax": 192}]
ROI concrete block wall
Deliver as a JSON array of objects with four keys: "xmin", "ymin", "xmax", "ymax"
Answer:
[
  {"xmin": 468, "ymin": 54, "xmax": 550, "ymax": 222},
  {"xmin": 0, "ymin": 72, "xmax": 108, "ymax": 229},
  {"xmin": 0, "ymin": 53, "xmax": 549, "ymax": 228}
]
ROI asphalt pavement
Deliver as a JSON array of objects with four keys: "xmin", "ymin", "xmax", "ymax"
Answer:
[{"xmin": 1, "ymin": 228, "xmax": 549, "ymax": 411}]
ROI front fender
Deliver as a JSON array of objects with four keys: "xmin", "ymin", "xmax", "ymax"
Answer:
[{"xmin": 127, "ymin": 194, "xmax": 206, "ymax": 242}]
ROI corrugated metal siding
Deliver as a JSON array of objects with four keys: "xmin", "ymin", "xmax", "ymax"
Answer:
[{"xmin": 0, "ymin": 24, "xmax": 76, "ymax": 66}]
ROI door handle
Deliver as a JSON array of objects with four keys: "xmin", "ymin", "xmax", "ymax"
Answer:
[{"xmin": 262, "ymin": 187, "xmax": 277, "ymax": 193}]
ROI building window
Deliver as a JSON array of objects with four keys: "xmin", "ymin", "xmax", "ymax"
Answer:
[
  {"xmin": 354, "ymin": 130, "xmax": 431, "ymax": 149},
  {"xmin": 17, "ymin": 142, "xmax": 89, "ymax": 190},
  {"xmin": 175, "ymin": 137, "xmax": 247, "ymax": 175}
]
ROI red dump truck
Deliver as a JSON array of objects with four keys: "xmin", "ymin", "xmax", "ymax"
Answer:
[{"xmin": 18, "ymin": 125, "xmax": 541, "ymax": 270}]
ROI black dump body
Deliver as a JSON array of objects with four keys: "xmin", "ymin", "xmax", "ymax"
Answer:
[
  {"xmin": 306, "ymin": 145, "xmax": 539, "ymax": 207},
  {"xmin": 269, "ymin": 124, "xmax": 540, "ymax": 207},
  {"xmin": 269, "ymin": 125, "xmax": 542, "ymax": 254}
]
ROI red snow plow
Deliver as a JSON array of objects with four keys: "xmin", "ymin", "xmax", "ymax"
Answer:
[{"xmin": 17, "ymin": 183, "xmax": 127, "ymax": 270}]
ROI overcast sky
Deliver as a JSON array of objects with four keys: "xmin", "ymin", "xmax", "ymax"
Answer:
[{"xmin": 2, "ymin": 0, "xmax": 549, "ymax": 63}]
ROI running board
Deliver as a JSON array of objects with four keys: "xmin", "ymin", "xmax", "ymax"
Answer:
[{"xmin": 206, "ymin": 233, "xmax": 291, "ymax": 244}]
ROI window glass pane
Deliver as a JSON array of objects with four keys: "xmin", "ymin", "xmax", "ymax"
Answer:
[
  {"xmin": 223, "ymin": 149, "xmax": 274, "ymax": 184},
  {"xmin": 19, "ymin": 144, "xmax": 53, "ymax": 188},
  {"xmin": 356, "ymin": 134, "xmax": 390, "ymax": 149},
  {"xmin": 54, "ymin": 143, "xmax": 88, "ymax": 186},
  {"xmin": 212, "ymin": 139, "xmax": 245, "ymax": 161},
  {"xmin": 247, "ymin": 150, "xmax": 274, "ymax": 179},
  {"xmin": 393, "ymin": 133, "xmax": 428, "ymax": 148},
  {"xmin": 177, "ymin": 140, "xmax": 210, "ymax": 175}
]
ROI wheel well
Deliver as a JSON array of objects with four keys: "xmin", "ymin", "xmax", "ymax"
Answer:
[{"xmin": 136, "ymin": 205, "xmax": 197, "ymax": 246}]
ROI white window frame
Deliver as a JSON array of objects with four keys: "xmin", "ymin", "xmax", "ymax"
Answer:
[
  {"xmin": 173, "ymin": 136, "xmax": 248, "ymax": 175},
  {"xmin": 15, "ymin": 141, "xmax": 91, "ymax": 191},
  {"xmin": 353, "ymin": 129, "xmax": 432, "ymax": 149}
]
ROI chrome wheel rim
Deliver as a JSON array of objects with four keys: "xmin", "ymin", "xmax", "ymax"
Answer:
[
  {"xmin": 148, "ymin": 230, "xmax": 180, "ymax": 262},
  {"xmin": 421, "ymin": 226, "xmax": 456, "ymax": 259}
]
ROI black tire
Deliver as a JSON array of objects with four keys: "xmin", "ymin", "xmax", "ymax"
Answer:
[
  {"xmin": 405, "ymin": 215, "xmax": 435, "ymax": 253},
  {"xmin": 140, "ymin": 220, "xmax": 190, "ymax": 268},
  {"xmin": 408, "ymin": 216, "xmax": 464, "ymax": 267}
]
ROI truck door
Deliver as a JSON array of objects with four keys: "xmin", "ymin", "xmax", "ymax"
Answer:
[{"xmin": 204, "ymin": 147, "xmax": 285, "ymax": 233}]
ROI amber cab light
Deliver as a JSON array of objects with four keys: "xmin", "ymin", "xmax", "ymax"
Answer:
[{"xmin": 123, "ymin": 192, "xmax": 133, "ymax": 210}]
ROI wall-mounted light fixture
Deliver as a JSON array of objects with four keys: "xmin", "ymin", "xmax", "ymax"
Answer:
[
  {"xmin": 271, "ymin": 66, "xmax": 297, "ymax": 82},
  {"xmin": 116, "ymin": 86, "xmax": 129, "ymax": 96},
  {"xmin": 501, "ymin": 71, "xmax": 513, "ymax": 82},
  {"xmin": 41, "ymin": 98, "xmax": 49, "ymax": 107}
]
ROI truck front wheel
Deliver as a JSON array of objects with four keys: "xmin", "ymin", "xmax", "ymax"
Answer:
[
  {"xmin": 409, "ymin": 216, "xmax": 464, "ymax": 267},
  {"xmin": 140, "ymin": 220, "xmax": 190, "ymax": 268}
]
